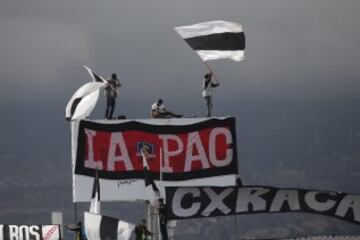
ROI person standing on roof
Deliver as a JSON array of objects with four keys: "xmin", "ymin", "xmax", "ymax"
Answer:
[
  {"xmin": 105, "ymin": 73, "xmax": 121, "ymax": 119},
  {"xmin": 202, "ymin": 72, "xmax": 219, "ymax": 117},
  {"xmin": 151, "ymin": 99, "xmax": 182, "ymax": 118}
]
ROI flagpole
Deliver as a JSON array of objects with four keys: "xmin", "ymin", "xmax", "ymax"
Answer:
[
  {"xmin": 160, "ymin": 147, "xmax": 163, "ymax": 183},
  {"xmin": 234, "ymin": 178, "xmax": 241, "ymax": 239},
  {"xmin": 234, "ymin": 214, "xmax": 237, "ymax": 239},
  {"xmin": 159, "ymin": 147, "xmax": 163, "ymax": 240}
]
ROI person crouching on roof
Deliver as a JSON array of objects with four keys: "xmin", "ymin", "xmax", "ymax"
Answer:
[
  {"xmin": 105, "ymin": 73, "xmax": 121, "ymax": 120},
  {"xmin": 151, "ymin": 99, "xmax": 182, "ymax": 118}
]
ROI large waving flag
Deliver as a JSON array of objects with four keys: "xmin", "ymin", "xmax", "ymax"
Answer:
[
  {"xmin": 65, "ymin": 66, "xmax": 106, "ymax": 121},
  {"xmin": 89, "ymin": 170, "xmax": 100, "ymax": 214},
  {"xmin": 175, "ymin": 20, "xmax": 245, "ymax": 62},
  {"xmin": 141, "ymin": 146, "xmax": 161, "ymax": 205},
  {"xmin": 65, "ymin": 82, "xmax": 105, "ymax": 121},
  {"xmin": 84, "ymin": 212, "xmax": 134, "ymax": 240}
]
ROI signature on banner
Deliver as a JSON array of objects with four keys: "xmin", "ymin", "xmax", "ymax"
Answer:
[{"xmin": 118, "ymin": 179, "xmax": 138, "ymax": 186}]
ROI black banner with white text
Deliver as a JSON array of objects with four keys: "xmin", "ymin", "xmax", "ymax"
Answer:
[{"xmin": 165, "ymin": 186, "xmax": 360, "ymax": 225}]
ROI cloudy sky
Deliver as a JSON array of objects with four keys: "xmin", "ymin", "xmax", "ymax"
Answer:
[{"xmin": 0, "ymin": 0, "xmax": 360, "ymax": 237}]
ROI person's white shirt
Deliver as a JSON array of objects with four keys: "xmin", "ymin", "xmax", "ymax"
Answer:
[
  {"xmin": 202, "ymin": 77, "xmax": 219, "ymax": 98},
  {"xmin": 202, "ymin": 81, "xmax": 212, "ymax": 97},
  {"xmin": 151, "ymin": 102, "xmax": 166, "ymax": 113}
]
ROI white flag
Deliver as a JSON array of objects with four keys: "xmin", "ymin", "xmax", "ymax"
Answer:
[
  {"xmin": 65, "ymin": 82, "xmax": 105, "ymax": 121},
  {"xmin": 65, "ymin": 66, "xmax": 107, "ymax": 121}
]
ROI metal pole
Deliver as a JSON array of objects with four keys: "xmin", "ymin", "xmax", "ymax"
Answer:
[
  {"xmin": 147, "ymin": 202, "xmax": 151, "ymax": 235},
  {"xmin": 160, "ymin": 147, "xmax": 163, "ymax": 183},
  {"xmin": 52, "ymin": 211, "xmax": 64, "ymax": 237},
  {"xmin": 234, "ymin": 215, "xmax": 237, "ymax": 239},
  {"xmin": 234, "ymin": 183, "xmax": 241, "ymax": 240},
  {"xmin": 74, "ymin": 203, "xmax": 78, "ymax": 223},
  {"xmin": 158, "ymin": 147, "xmax": 163, "ymax": 240}
]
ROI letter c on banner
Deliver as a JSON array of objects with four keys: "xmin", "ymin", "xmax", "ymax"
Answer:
[
  {"xmin": 305, "ymin": 191, "xmax": 336, "ymax": 211},
  {"xmin": 208, "ymin": 127, "xmax": 233, "ymax": 167},
  {"xmin": 172, "ymin": 188, "xmax": 201, "ymax": 218}
]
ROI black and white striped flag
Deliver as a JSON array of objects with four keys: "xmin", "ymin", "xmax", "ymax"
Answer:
[
  {"xmin": 175, "ymin": 20, "xmax": 245, "ymax": 62},
  {"xmin": 141, "ymin": 147, "xmax": 161, "ymax": 205},
  {"xmin": 89, "ymin": 170, "xmax": 100, "ymax": 214},
  {"xmin": 84, "ymin": 212, "xmax": 134, "ymax": 240},
  {"xmin": 65, "ymin": 66, "xmax": 106, "ymax": 121}
]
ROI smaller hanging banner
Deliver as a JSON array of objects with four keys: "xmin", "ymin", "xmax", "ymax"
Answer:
[
  {"xmin": 0, "ymin": 224, "xmax": 61, "ymax": 240},
  {"xmin": 165, "ymin": 186, "xmax": 360, "ymax": 225}
]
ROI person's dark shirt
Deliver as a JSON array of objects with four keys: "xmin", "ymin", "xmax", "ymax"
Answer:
[
  {"xmin": 159, "ymin": 203, "xmax": 167, "ymax": 224},
  {"xmin": 105, "ymin": 78, "xmax": 121, "ymax": 98}
]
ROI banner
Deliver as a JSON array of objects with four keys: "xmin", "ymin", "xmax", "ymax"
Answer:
[
  {"xmin": 71, "ymin": 118, "xmax": 238, "ymax": 202},
  {"xmin": 0, "ymin": 225, "xmax": 60, "ymax": 240},
  {"xmin": 74, "ymin": 117, "xmax": 237, "ymax": 180},
  {"xmin": 165, "ymin": 186, "xmax": 360, "ymax": 225}
]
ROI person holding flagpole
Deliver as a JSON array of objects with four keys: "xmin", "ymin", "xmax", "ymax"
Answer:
[
  {"xmin": 202, "ymin": 71, "xmax": 219, "ymax": 117},
  {"xmin": 175, "ymin": 20, "xmax": 245, "ymax": 118},
  {"xmin": 105, "ymin": 73, "xmax": 121, "ymax": 119}
]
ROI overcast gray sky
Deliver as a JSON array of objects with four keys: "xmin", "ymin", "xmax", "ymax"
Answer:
[{"xmin": 1, "ymin": 0, "xmax": 360, "ymax": 237}]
